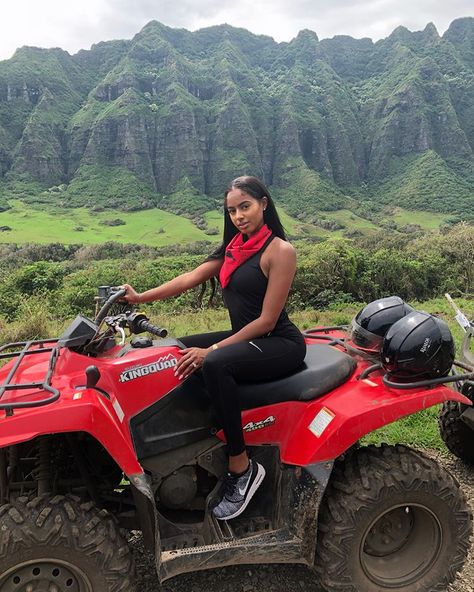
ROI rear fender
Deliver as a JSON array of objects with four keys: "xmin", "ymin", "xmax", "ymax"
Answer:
[
  {"xmin": 282, "ymin": 383, "xmax": 471, "ymax": 465},
  {"xmin": 0, "ymin": 389, "xmax": 142, "ymax": 475}
]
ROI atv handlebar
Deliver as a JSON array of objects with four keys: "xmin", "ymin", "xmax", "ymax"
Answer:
[
  {"xmin": 127, "ymin": 313, "xmax": 168, "ymax": 338},
  {"xmin": 135, "ymin": 319, "xmax": 168, "ymax": 338},
  {"xmin": 89, "ymin": 286, "xmax": 168, "ymax": 350},
  {"xmin": 94, "ymin": 287, "xmax": 127, "ymax": 326}
]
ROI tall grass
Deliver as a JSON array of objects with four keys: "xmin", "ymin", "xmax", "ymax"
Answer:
[{"xmin": 0, "ymin": 298, "xmax": 64, "ymax": 343}]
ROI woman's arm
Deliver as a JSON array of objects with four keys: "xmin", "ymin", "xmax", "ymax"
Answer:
[{"xmin": 123, "ymin": 258, "xmax": 223, "ymax": 303}]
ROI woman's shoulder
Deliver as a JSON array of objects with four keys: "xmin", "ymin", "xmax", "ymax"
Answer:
[
  {"xmin": 264, "ymin": 237, "xmax": 296, "ymax": 266},
  {"xmin": 269, "ymin": 237, "xmax": 296, "ymax": 256},
  {"xmin": 260, "ymin": 237, "xmax": 295, "ymax": 276}
]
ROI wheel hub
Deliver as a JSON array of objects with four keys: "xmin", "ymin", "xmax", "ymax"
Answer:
[
  {"xmin": 361, "ymin": 503, "xmax": 443, "ymax": 587},
  {"xmin": 0, "ymin": 559, "xmax": 92, "ymax": 592},
  {"xmin": 364, "ymin": 506, "xmax": 413, "ymax": 556}
]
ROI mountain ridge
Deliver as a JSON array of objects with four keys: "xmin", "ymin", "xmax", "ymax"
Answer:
[{"xmin": 0, "ymin": 17, "xmax": 472, "ymax": 218}]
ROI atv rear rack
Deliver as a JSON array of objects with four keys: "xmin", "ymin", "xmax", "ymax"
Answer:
[{"xmin": 0, "ymin": 339, "xmax": 60, "ymax": 416}]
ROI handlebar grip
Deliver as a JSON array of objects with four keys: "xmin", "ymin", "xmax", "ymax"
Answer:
[{"xmin": 137, "ymin": 319, "xmax": 168, "ymax": 338}]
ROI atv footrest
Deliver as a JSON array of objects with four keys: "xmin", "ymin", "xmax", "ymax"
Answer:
[
  {"xmin": 161, "ymin": 534, "xmax": 205, "ymax": 551},
  {"xmin": 209, "ymin": 513, "xmax": 235, "ymax": 541},
  {"xmin": 160, "ymin": 527, "xmax": 305, "ymax": 581},
  {"xmin": 209, "ymin": 514, "xmax": 274, "ymax": 543},
  {"xmin": 231, "ymin": 516, "xmax": 273, "ymax": 538}
]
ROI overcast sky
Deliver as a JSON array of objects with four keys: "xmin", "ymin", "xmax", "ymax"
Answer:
[{"xmin": 0, "ymin": 0, "xmax": 472, "ymax": 61}]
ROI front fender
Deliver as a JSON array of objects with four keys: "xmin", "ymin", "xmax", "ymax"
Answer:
[
  {"xmin": 283, "ymin": 382, "xmax": 471, "ymax": 465},
  {"xmin": 0, "ymin": 389, "xmax": 143, "ymax": 475}
]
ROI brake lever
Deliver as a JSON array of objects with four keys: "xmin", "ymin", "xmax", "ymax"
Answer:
[
  {"xmin": 102, "ymin": 315, "xmax": 128, "ymax": 345},
  {"xmin": 117, "ymin": 325, "xmax": 126, "ymax": 346}
]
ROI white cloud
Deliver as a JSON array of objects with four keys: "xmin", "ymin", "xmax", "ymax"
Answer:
[{"xmin": 0, "ymin": 0, "xmax": 471, "ymax": 60}]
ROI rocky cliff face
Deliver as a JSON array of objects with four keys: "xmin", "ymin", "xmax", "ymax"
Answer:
[{"xmin": 0, "ymin": 18, "xmax": 472, "ymax": 214}]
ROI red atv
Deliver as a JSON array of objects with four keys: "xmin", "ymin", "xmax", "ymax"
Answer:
[{"xmin": 0, "ymin": 286, "xmax": 472, "ymax": 592}]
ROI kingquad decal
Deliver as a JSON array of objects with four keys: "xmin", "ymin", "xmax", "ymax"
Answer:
[
  {"xmin": 119, "ymin": 354, "xmax": 178, "ymax": 382},
  {"xmin": 243, "ymin": 415, "xmax": 276, "ymax": 432}
]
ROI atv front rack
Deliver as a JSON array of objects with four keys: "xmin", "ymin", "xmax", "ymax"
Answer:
[{"xmin": 0, "ymin": 339, "xmax": 60, "ymax": 416}]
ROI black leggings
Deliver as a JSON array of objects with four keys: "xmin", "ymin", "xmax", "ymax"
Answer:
[{"xmin": 179, "ymin": 331, "xmax": 306, "ymax": 456}]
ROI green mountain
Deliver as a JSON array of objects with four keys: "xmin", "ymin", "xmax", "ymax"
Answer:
[{"xmin": 0, "ymin": 18, "xmax": 473, "ymax": 217}]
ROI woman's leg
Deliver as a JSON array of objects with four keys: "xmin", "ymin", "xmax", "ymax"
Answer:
[
  {"xmin": 179, "ymin": 330, "xmax": 233, "ymax": 349},
  {"xmin": 203, "ymin": 336, "xmax": 305, "ymax": 457},
  {"xmin": 202, "ymin": 337, "xmax": 306, "ymax": 520}
]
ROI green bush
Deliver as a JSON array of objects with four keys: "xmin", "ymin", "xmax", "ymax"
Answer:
[{"xmin": 0, "ymin": 223, "xmax": 473, "ymax": 324}]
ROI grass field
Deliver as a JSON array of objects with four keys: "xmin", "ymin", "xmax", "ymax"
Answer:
[
  {"xmin": 0, "ymin": 201, "xmax": 220, "ymax": 245},
  {"xmin": 0, "ymin": 201, "xmax": 326, "ymax": 245},
  {"xmin": 0, "ymin": 200, "xmax": 452, "ymax": 246},
  {"xmin": 323, "ymin": 209, "xmax": 380, "ymax": 235},
  {"xmin": 389, "ymin": 208, "xmax": 450, "ymax": 229}
]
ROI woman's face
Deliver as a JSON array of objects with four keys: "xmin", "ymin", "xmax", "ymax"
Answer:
[{"xmin": 226, "ymin": 189, "xmax": 267, "ymax": 237}]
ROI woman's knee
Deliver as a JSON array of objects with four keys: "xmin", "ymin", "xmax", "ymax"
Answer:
[{"xmin": 202, "ymin": 349, "xmax": 224, "ymax": 376}]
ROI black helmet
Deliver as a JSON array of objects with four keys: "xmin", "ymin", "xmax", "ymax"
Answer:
[
  {"xmin": 381, "ymin": 311, "xmax": 455, "ymax": 381},
  {"xmin": 350, "ymin": 296, "xmax": 414, "ymax": 352}
]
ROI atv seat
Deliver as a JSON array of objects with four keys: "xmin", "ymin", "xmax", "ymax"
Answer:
[
  {"xmin": 237, "ymin": 344, "xmax": 356, "ymax": 410},
  {"xmin": 130, "ymin": 344, "xmax": 357, "ymax": 460}
]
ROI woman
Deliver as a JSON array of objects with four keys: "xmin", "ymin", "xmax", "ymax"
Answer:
[{"xmin": 122, "ymin": 176, "xmax": 306, "ymax": 521}]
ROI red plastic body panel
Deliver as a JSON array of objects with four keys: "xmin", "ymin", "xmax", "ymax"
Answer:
[
  {"xmin": 0, "ymin": 329, "xmax": 470, "ymax": 471},
  {"xmin": 233, "ymin": 375, "xmax": 466, "ymax": 464}
]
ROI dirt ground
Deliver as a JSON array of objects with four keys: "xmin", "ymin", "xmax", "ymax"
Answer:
[
  {"xmin": 130, "ymin": 450, "xmax": 474, "ymax": 592},
  {"xmin": 443, "ymin": 451, "xmax": 474, "ymax": 592}
]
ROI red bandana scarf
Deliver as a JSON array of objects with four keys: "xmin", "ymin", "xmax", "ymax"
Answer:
[{"xmin": 219, "ymin": 224, "xmax": 272, "ymax": 288}]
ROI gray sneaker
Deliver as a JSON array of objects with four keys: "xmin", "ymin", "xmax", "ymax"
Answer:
[{"xmin": 212, "ymin": 460, "xmax": 266, "ymax": 521}]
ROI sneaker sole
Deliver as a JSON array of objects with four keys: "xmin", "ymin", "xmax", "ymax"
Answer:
[{"xmin": 215, "ymin": 463, "xmax": 266, "ymax": 521}]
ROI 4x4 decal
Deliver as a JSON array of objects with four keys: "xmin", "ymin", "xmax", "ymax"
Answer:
[{"xmin": 243, "ymin": 415, "xmax": 275, "ymax": 432}]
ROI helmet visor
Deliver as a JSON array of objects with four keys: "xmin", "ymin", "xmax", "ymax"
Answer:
[{"xmin": 349, "ymin": 319, "xmax": 384, "ymax": 351}]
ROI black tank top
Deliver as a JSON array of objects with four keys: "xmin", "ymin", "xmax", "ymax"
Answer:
[{"xmin": 222, "ymin": 236, "xmax": 303, "ymax": 344}]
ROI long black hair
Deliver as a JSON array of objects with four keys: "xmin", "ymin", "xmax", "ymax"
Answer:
[{"xmin": 208, "ymin": 176, "xmax": 286, "ymax": 260}]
